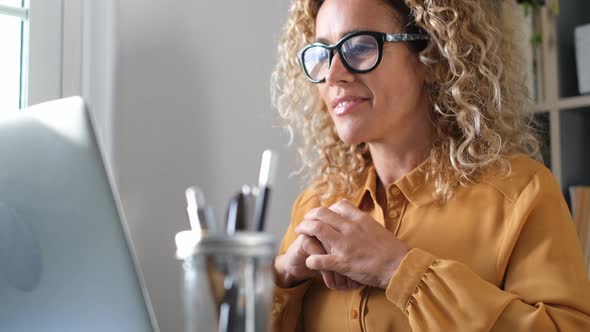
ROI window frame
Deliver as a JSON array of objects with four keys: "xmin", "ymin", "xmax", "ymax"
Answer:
[
  {"xmin": 1, "ymin": 0, "xmax": 83, "ymax": 109},
  {"xmin": 0, "ymin": 1, "xmax": 28, "ymax": 109}
]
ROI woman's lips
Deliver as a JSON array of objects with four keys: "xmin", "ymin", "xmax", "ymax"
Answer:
[{"xmin": 332, "ymin": 96, "xmax": 369, "ymax": 116}]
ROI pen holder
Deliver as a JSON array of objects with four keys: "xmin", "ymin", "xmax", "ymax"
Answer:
[{"xmin": 175, "ymin": 231, "xmax": 276, "ymax": 332}]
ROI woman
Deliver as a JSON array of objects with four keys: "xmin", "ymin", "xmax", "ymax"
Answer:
[{"xmin": 271, "ymin": 0, "xmax": 590, "ymax": 331}]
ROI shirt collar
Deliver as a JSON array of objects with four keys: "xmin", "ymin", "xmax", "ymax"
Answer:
[{"xmin": 352, "ymin": 159, "xmax": 436, "ymax": 208}]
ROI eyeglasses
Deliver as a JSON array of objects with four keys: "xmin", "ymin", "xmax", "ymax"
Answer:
[{"xmin": 297, "ymin": 30, "xmax": 429, "ymax": 83}]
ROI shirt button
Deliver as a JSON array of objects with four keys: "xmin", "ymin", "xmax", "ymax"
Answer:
[
  {"xmin": 389, "ymin": 187, "xmax": 401, "ymax": 196},
  {"xmin": 388, "ymin": 210, "xmax": 398, "ymax": 219},
  {"xmin": 272, "ymin": 303, "xmax": 283, "ymax": 315},
  {"xmin": 351, "ymin": 309, "xmax": 358, "ymax": 319}
]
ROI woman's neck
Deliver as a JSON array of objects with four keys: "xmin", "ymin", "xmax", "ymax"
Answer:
[
  {"xmin": 369, "ymin": 136, "xmax": 431, "ymax": 208},
  {"xmin": 370, "ymin": 141, "xmax": 431, "ymax": 184},
  {"xmin": 368, "ymin": 113, "xmax": 434, "ymax": 186}
]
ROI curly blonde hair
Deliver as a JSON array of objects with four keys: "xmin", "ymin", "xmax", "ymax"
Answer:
[{"xmin": 271, "ymin": 0, "xmax": 540, "ymax": 203}]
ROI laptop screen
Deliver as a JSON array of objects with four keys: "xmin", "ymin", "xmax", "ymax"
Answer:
[{"xmin": 0, "ymin": 97, "xmax": 157, "ymax": 332}]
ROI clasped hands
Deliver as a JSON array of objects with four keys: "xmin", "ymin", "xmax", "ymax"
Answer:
[{"xmin": 274, "ymin": 200, "xmax": 410, "ymax": 290}]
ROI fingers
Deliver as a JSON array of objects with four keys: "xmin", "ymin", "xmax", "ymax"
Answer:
[
  {"xmin": 306, "ymin": 253, "xmax": 339, "ymax": 272},
  {"xmin": 324, "ymin": 272, "xmax": 362, "ymax": 290},
  {"xmin": 332, "ymin": 272, "xmax": 348, "ymax": 290},
  {"xmin": 297, "ymin": 234, "xmax": 325, "ymax": 257},
  {"xmin": 297, "ymin": 236, "xmax": 338, "ymax": 289},
  {"xmin": 320, "ymin": 271, "xmax": 336, "ymax": 289},
  {"xmin": 298, "ymin": 238, "xmax": 363, "ymax": 290},
  {"xmin": 348, "ymin": 279, "xmax": 362, "ymax": 289},
  {"xmin": 328, "ymin": 199, "xmax": 364, "ymax": 220},
  {"xmin": 294, "ymin": 222, "xmax": 368, "ymax": 291},
  {"xmin": 295, "ymin": 219, "xmax": 340, "ymax": 248},
  {"xmin": 319, "ymin": 271, "xmax": 361, "ymax": 290},
  {"xmin": 301, "ymin": 200, "xmax": 363, "ymax": 233},
  {"xmin": 302, "ymin": 206, "xmax": 348, "ymax": 232}
]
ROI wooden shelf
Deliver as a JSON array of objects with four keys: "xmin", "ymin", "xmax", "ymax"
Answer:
[{"xmin": 532, "ymin": 94, "xmax": 590, "ymax": 113}]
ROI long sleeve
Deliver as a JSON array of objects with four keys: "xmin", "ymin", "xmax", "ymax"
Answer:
[
  {"xmin": 272, "ymin": 190, "xmax": 319, "ymax": 332},
  {"xmin": 385, "ymin": 167, "xmax": 590, "ymax": 331}
]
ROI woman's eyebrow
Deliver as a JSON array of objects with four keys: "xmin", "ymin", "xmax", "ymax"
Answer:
[{"xmin": 313, "ymin": 29, "xmax": 365, "ymax": 44}]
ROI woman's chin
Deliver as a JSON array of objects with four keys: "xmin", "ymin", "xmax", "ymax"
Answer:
[{"xmin": 336, "ymin": 129, "xmax": 367, "ymax": 146}]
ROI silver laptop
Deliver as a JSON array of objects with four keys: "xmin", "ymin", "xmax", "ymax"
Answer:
[{"xmin": 0, "ymin": 97, "xmax": 157, "ymax": 332}]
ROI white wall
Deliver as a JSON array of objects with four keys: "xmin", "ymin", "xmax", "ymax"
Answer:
[
  {"xmin": 27, "ymin": 0, "xmax": 62, "ymax": 106},
  {"xmin": 80, "ymin": 1, "xmax": 298, "ymax": 331}
]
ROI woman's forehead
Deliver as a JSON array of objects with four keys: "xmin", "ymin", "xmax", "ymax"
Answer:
[{"xmin": 314, "ymin": 0, "xmax": 402, "ymax": 42}]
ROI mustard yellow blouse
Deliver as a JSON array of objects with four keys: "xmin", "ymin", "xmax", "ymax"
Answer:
[{"xmin": 272, "ymin": 155, "xmax": 590, "ymax": 331}]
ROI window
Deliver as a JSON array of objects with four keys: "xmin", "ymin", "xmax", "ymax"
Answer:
[{"xmin": 0, "ymin": 0, "xmax": 28, "ymax": 113}]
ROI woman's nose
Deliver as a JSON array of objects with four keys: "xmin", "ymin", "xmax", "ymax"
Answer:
[{"xmin": 325, "ymin": 52, "xmax": 355, "ymax": 84}]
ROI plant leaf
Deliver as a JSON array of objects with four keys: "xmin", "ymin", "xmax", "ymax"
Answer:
[
  {"xmin": 523, "ymin": 3, "xmax": 531, "ymax": 17},
  {"xmin": 552, "ymin": 0, "xmax": 560, "ymax": 15},
  {"xmin": 531, "ymin": 33, "xmax": 543, "ymax": 47}
]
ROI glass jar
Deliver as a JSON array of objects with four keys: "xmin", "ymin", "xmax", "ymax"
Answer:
[{"xmin": 175, "ymin": 231, "xmax": 276, "ymax": 332}]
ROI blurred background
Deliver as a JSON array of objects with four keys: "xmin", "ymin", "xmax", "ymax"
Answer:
[
  {"xmin": 0, "ymin": 1, "xmax": 298, "ymax": 331},
  {"xmin": 1, "ymin": 0, "xmax": 589, "ymax": 331}
]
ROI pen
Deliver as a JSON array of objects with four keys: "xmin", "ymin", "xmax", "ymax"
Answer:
[
  {"xmin": 185, "ymin": 186, "xmax": 215, "ymax": 237},
  {"xmin": 240, "ymin": 185, "xmax": 255, "ymax": 231},
  {"xmin": 253, "ymin": 150, "xmax": 278, "ymax": 232},
  {"xmin": 220, "ymin": 189, "xmax": 249, "ymax": 332},
  {"xmin": 225, "ymin": 191, "xmax": 246, "ymax": 235},
  {"xmin": 184, "ymin": 186, "xmax": 223, "ymax": 331}
]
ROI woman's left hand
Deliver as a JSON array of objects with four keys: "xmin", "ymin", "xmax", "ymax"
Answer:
[{"xmin": 295, "ymin": 199, "xmax": 410, "ymax": 289}]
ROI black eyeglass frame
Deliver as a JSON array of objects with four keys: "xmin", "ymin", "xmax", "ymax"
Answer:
[{"xmin": 297, "ymin": 30, "xmax": 429, "ymax": 83}]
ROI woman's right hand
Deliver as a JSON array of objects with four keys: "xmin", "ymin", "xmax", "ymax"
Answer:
[{"xmin": 273, "ymin": 234, "xmax": 361, "ymax": 290}]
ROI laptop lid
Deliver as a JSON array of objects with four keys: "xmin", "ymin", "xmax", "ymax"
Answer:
[{"xmin": 0, "ymin": 97, "xmax": 158, "ymax": 332}]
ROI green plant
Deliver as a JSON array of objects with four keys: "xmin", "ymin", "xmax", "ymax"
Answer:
[{"xmin": 517, "ymin": 0, "xmax": 560, "ymax": 48}]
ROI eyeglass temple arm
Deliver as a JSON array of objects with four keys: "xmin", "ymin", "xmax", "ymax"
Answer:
[{"xmin": 385, "ymin": 33, "xmax": 429, "ymax": 42}]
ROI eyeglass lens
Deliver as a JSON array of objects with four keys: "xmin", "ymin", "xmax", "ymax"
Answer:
[{"xmin": 302, "ymin": 34, "xmax": 380, "ymax": 81}]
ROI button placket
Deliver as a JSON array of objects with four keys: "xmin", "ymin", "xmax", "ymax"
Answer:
[
  {"xmin": 359, "ymin": 286, "xmax": 372, "ymax": 332},
  {"xmin": 393, "ymin": 199, "xmax": 408, "ymax": 235},
  {"xmin": 385, "ymin": 184, "xmax": 407, "ymax": 232},
  {"xmin": 348, "ymin": 287, "xmax": 365, "ymax": 332},
  {"xmin": 388, "ymin": 209, "xmax": 399, "ymax": 219},
  {"xmin": 386, "ymin": 185, "xmax": 403, "ymax": 227}
]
